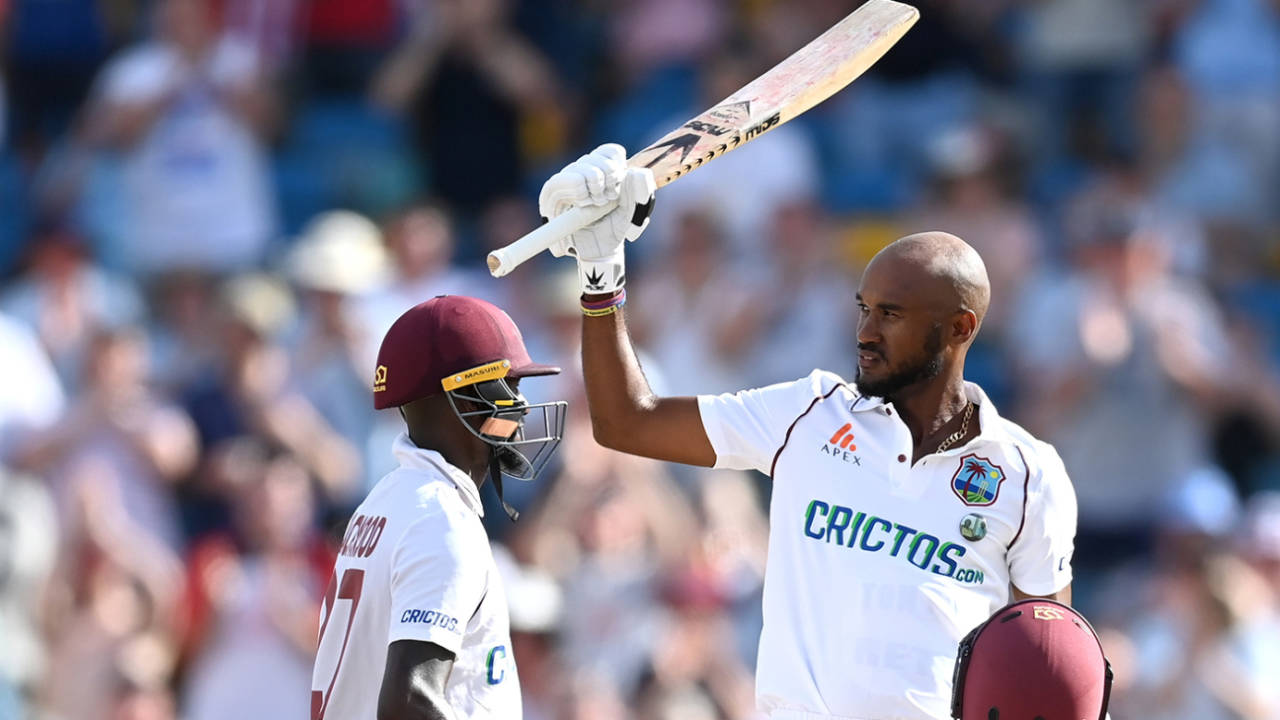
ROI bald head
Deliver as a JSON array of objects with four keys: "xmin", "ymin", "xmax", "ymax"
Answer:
[
  {"xmin": 854, "ymin": 232, "xmax": 990, "ymax": 402},
  {"xmin": 871, "ymin": 231, "xmax": 991, "ymax": 329}
]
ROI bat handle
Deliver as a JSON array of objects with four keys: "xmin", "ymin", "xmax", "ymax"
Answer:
[{"xmin": 487, "ymin": 203, "xmax": 614, "ymax": 277}]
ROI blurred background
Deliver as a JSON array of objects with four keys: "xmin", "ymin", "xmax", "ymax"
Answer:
[{"xmin": 0, "ymin": 0, "xmax": 1278, "ymax": 718}]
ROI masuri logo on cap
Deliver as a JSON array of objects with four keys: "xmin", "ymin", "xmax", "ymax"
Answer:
[
  {"xmin": 442, "ymin": 359, "xmax": 511, "ymax": 391},
  {"xmin": 374, "ymin": 365, "xmax": 388, "ymax": 393}
]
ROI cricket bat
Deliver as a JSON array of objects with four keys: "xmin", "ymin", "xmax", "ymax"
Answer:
[{"xmin": 486, "ymin": 0, "xmax": 919, "ymax": 277}]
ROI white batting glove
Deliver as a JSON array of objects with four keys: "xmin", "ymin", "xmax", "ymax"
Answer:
[{"xmin": 538, "ymin": 143, "xmax": 656, "ymax": 295}]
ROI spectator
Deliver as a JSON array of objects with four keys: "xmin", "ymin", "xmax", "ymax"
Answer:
[
  {"xmin": 40, "ymin": 561, "xmax": 179, "ymax": 720},
  {"xmin": 145, "ymin": 271, "xmax": 223, "ymax": 393},
  {"xmin": 1172, "ymin": 0, "xmax": 1280, "ymax": 226},
  {"xmin": 693, "ymin": 472, "xmax": 768, "ymax": 670},
  {"xmin": 493, "ymin": 546, "xmax": 566, "ymax": 720},
  {"xmin": 740, "ymin": 198, "xmax": 855, "ymax": 389},
  {"xmin": 903, "ymin": 125, "xmax": 1042, "ymax": 337},
  {"xmin": 818, "ymin": 0, "xmax": 983, "ymax": 211},
  {"xmin": 183, "ymin": 274, "xmax": 360, "ymax": 505},
  {"xmin": 355, "ymin": 203, "xmax": 479, "ymax": 364},
  {"xmin": 1010, "ymin": 196, "xmax": 1232, "ymax": 564},
  {"xmin": 283, "ymin": 210, "xmax": 389, "ymax": 488},
  {"xmin": 639, "ymin": 560, "xmax": 757, "ymax": 720},
  {"xmin": 1, "ymin": 223, "xmax": 144, "ymax": 390},
  {"xmin": 82, "ymin": 0, "xmax": 279, "ymax": 276},
  {"xmin": 1135, "ymin": 63, "xmax": 1274, "ymax": 242},
  {"xmin": 557, "ymin": 484, "xmax": 672, "ymax": 699},
  {"xmin": 1116, "ymin": 552, "xmax": 1280, "ymax": 720},
  {"xmin": 17, "ymin": 327, "xmax": 199, "ymax": 553},
  {"xmin": 629, "ymin": 210, "xmax": 755, "ymax": 397},
  {"xmin": 373, "ymin": 0, "xmax": 560, "ymax": 218},
  {"xmin": 608, "ymin": 0, "xmax": 726, "ymax": 81},
  {"xmin": 1016, "ymin": 0, "xmax": 1150, "ymax": 167},
  {"xmin": 38, "ymin": 451, "xmax": 184, "ymax": 720},
  {"xmin": 181, "ymin": 448, "xmax": 330, "ymax": 720}
]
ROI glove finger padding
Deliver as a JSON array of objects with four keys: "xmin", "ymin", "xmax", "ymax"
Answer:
[
  {"xmin": 578, "ymin": 159, "xmax": 608, "ymax": 206},
  {"xmin": 620, "ymin": 167, "xmax": 657, "ymax": 242},
  {"xmin": 534, "ymin": 143, "xmax": 656, "ymax": 295},
  {"xmin": 591, "ymin": 143, "xmax": 627, "ymax": 166},
  {"xmin": 581, "ymin": 147, "xmax": 625, "ymax": 203},
  {"xmin": 573, "ymin": 167, "xmax": 656, "ymax": 295},
  {"xmin": 539, "ymin": 167, "xmax": 585, "ymax": 220},
  {"xmin": 539, "ymin": 144, "xmax": 634, "ymax": 259}
]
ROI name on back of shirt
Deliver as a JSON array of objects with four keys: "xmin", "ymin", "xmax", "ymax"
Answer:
[{"xmin": 339, "ymin": 514, "xmax": 387, "ymax": 558}]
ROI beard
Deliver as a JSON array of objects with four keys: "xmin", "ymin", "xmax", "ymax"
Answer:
[{"xmin": 855, "ymin": 323, "xmax": 945, "ymax": 400}]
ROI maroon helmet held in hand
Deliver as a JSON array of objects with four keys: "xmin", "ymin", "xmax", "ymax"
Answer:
[{"xmin": 951, "ymin": 599, "xmax": 1113, "ymax": 720}]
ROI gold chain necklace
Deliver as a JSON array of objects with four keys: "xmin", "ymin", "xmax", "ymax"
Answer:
[{"xmin": 935, "ymin": 402, "xmax": 974, "ymax": 454}]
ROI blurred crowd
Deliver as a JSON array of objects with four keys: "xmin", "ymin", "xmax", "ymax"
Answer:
[{"xmin": 0, "ymin": 0, "xmax": 1279, "ymax": 719}]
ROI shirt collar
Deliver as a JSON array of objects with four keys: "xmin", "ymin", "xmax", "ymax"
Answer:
[
  {"xmin": 849, "ymin": 381, "xmax": 1013, "ymax": 448},
  {"xmin": 961, "ymin": 381, "xmax": 1013, "ymax": 447},
  {"xmin": 392, "ymin": 433, "xmax": 485, "ymax": 517}
]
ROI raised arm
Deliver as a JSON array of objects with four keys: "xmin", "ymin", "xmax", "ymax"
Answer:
[
  {"xmin": 580, "ymin": 299, "xmax": 715, "ymax": 466},
  {"xmin": 538, "ymin": 144, "xmax": 715, "ymax": 466}
]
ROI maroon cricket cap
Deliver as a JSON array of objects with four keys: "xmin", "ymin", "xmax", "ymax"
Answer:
[
  {"xmin": 373, "ymin": 295, "xmax": 559, "ymax": 409},
  {"xmin": 955, "ymin": 599, "xmax": 1111, "ymax": 720}
]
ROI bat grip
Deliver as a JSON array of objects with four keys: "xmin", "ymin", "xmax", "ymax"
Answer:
[{"xmin": 487, "ymin": 203, "xmax": 614, "ymax": 277}]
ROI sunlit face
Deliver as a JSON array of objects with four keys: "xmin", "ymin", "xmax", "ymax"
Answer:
[{"xmin": 854, "ymin": 257, "xmax": 951, "ymax": 400}]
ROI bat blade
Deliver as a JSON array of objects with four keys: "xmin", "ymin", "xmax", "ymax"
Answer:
[
  {"xmin": 487, "ymin": 0, "xmax": 918, "ymax": 277},
  {"xmin": 631, "ymin": 0, "xmax": 919, "ymax": 188}
]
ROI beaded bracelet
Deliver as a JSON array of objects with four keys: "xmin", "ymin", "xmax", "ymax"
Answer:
[{"xmin": 581, "ymin": 289, "xmax": 626, "ymax": 317}]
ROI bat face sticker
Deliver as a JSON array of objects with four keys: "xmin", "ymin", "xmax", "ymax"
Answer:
[{"xmin": 487, "ymin": 0, "xmax": 920, "ymax": 277}]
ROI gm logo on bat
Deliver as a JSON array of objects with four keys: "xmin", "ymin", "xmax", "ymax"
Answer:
[{"xmin": 642, "ymin": 109, "xmax": 783, "ymax": 183}]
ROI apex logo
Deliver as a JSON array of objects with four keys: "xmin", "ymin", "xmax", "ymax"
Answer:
[
  {"xmin": 829, "ymin": 423, "xmax": 857, "ymax": 450},
  {"xmin": 819, "ymin": 422, "xmax": 861, "ymax": 465}
]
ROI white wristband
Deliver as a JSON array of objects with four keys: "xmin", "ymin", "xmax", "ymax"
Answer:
[{"xmin": 578, "ymin": 252, "xmax": 626, "ymax": 295}]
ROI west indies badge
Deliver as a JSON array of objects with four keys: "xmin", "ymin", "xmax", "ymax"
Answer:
[{"xmin": 951, "ymin": 453, "xmax": 1005, "ymax": 506}]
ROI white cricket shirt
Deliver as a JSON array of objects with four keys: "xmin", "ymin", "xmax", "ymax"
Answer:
[
  {"xmin": 698, "ymin": 370, "xmax": 1076, "ymax": 720},
  {"xmin": 311, "ymin": 434, "xmax": 520, "ymax": 720}
]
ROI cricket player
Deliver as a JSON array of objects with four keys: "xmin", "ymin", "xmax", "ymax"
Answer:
[
  {"xmin": 310, "ymin": 295, "xmax": 566, "ymax": 720},
  {"xmin": 535, "ymin": 145, "xmax": 1077, "ymax": 720}
]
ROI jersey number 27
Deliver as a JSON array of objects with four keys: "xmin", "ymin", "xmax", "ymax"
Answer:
[{"xmin": 311, "ymin": 568, "xmax": 365, "ymax": 720}]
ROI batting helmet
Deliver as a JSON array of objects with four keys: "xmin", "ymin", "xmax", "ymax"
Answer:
[
  {"xmin": 374, "ymin": 296, "xmax": 566, "ymax": 519},
  {"xmin": 951, "ymin": 599, "xmax": 1113, "ymax": 720},
  {"xmin": 373, "ymin": 294, "xmax": 559, "ymax": 409}
]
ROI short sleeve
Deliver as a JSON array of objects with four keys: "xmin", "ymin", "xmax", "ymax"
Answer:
[
  {"xmin": 1007, "ymin": 445, "xmax": 1077, "ymax": 596},
  {"xmin": 387, "ymin": 511, "xmax": 488, "ymax": 654},
  {"xmin": 697, "ymin": 369, "xmax": 845, "ymax": 475}
]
